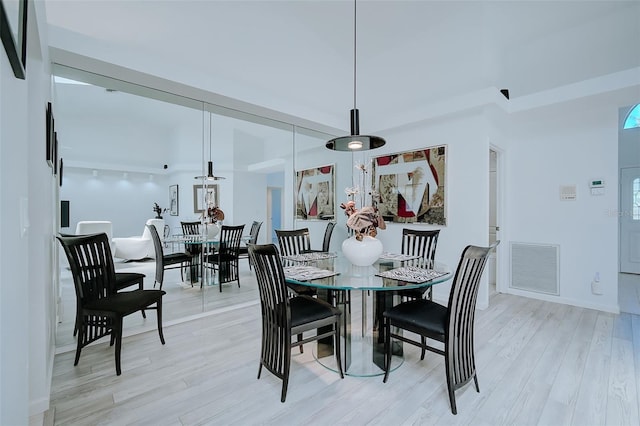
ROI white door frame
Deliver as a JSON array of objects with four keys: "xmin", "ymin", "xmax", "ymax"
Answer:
[{"xmin": 490, "ymin": 143, "xmax": 505, "ymax": 294}]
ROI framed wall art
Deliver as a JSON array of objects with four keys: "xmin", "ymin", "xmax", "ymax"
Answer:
[
  {"xmin": 295, "ymin": 164, "xmax": 335, "ymax": 220},
  {"xmin": 0, "ymin": 0, "xmax": 27, "ymax": 79},
  {"xmin": 169, "ymin": 184, "xmax": 179, "ymax": 216},
  {"xmin": 52, "ymin": 132, "xmax": 58, "ymax": 175},
  {"xmin": 46, "ymin": 102, "xmax": 54, "ymax": 168},
  {"xmin": 372, "ymin": 145, "xmax": 447, "ymax": 225},
  {"xmin": 193, "ymin": 184, "xmax": 219, "ymax": 213}
]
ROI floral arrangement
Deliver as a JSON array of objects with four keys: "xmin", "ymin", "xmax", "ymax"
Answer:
[
  {"xmin": 204, "ymin": 204, "xmax": 225, "ymax": 224},
  {"xmin": 152, "ymin": 203, "xmax": 168, "ymax": 219},
  {"xmin": 340, "ymin": 161, "xmax": 386, "ymax": 240}
]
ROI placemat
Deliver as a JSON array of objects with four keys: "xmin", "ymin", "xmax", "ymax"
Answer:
[
  {"xmin": 378, "ymin": 252, "xmax": 421, "ymax": 261},
  {"xmin": 376, "ymin": 266, "xmax": 448, "ymax": 283},
  {"xmin": 282, "ymin": 252, "xmax": 337, "ymax": 262},
  {"xmin": 283, "ymin": 265, "xmax": 339, "ymax": 281}
]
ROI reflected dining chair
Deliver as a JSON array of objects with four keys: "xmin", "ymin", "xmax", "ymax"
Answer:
[
  {"xmin": 382, "ymin": 242, "xmax": 499, "ymax": 414},
  {"xmin": 238, "ymin": 220, "xmax": 263, "ymax": 270},
  {"xmin": 248, "ymin": 243, "xmax": 344, "ymax": 402},
  {"xmin": 205, "ymin": 224, "xmax": 245, "ymax": 291},
  {"xmin": 61, "ymin": 232, "xmax": 148, "ymax": 335},
  {"xmin": 400, "ymin": 228, "xmax": 440, "ymax": 300},
  {"xmin": 181, "ymin": 220, "xmax": 203, "ymax": 280},
  {"xmin": 57, "ymin": 232, "xmax": 166, "ymax": 375},
  {"xmin": 148, "ymin": 224, "xmax": 192, "ymax": 289}
]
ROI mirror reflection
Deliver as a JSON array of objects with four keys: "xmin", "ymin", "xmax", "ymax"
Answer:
[{"xmin": 53, "ymin": 65, "xmax": 339, "ymax": 349}]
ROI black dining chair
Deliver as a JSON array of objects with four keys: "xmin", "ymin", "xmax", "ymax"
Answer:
[
  {"xmin": 205, "ymin": 224, "xmax": 245, "ymax": 291},
  {"xmin": 248, "ymin": 243, "xmax": 344, "ymax": 402},
  {"xmin": 238, "ymin": 221, "xmax": 263, "ymax": 269},
  {"xmin": 399, "ymin": 228, "xmax": 440, "ymax": 300},
  {"xmin": 275, "ymin": 228, "xmax": 316, "ymax": 299},
  {"xmin": 275, "ymin": 228, "xmax": 312, "ymax": 256},
  {"xmin": 57, "ymin": 232, "xmax": 166, "ymax": 375},
  {"xmin": 307, "ymin": 221, "xmax": 336, "ymax": 253},
  {"xmin": 382, "ymin": 242, "xmax": 499, "ymax": 414},
  {"xmin": 148, "ymin": 224, "xmax": 192, "ymax": 290}
]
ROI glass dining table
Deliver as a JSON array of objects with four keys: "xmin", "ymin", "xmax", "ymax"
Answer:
[
  {"xmin": 166, "ymin": 235, "xmax": 220, "ymax": 286},
  {"xmin": 283, "ymin": 252, "xmax": 452, "ymax": 377},
  {"xmin": 168, "ymin": 234, "xmax": 252, "ymax": 286}
]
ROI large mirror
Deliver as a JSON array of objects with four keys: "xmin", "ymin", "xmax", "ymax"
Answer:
[{"xmin": 53, "ymin": 64, "xmax": 339, "ymax": 349}]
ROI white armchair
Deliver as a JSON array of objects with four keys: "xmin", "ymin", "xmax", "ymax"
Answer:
[
  {"xmin": 75, "ymin": 221, "xmax": 115, "ymax": 253},
  {"xmin": 113, "ymin": 219, "xmax": 165, "ymax": 260}
]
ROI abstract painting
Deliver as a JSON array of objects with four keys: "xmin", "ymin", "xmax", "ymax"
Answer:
[
  {"xmin": 372, "ymin": 145, "xmax": 446, "ymax": 225},
  {"xmin": 295, "ymin": 164, "xmax": 335, "ymax": 220}
]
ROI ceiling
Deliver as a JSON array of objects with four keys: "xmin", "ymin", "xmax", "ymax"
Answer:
[{"xmin": 45, "ymin": 0, "xmax": 640, "ymax": 132}]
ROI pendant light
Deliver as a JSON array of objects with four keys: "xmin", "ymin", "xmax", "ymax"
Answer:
[
  {"xmin": 326, "ymin": 0, "xmax": 385, "ymax": 151},
  {"xmin": 195, "ymin": 116, "xmax": 225, "ymax": 181}
]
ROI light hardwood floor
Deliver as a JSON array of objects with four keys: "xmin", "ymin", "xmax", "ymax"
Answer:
[{"xmin": 47, "ymin": 271, "xmax": 640, "ymax": 426}]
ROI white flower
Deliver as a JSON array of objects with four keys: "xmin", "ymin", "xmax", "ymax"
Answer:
[{"xmin": 345, "ymin": 186, "xmax": 359, "ymax": 197}]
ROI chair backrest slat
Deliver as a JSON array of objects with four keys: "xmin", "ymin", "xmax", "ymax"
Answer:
[
  {"xmin": 147, "ymin": 224, "xmax": 165, "ymax": 284},
  {"xmin": 322, "ymin": 222, "xmax": 336, "ymax": 252},
  {"xmin": 181, "ymin": 221, "xmax": 201, "ymax": 236},
  {"xmin": 275, "ymin": 228, "xmax": 311, "ymax": 256},
  {"xmin": 401, "ymin": 229, "xmax": 440, "ymax": 267},
  {"xmin": 249, "ymin": 221, "xmax": 263, "ymax": 245}
]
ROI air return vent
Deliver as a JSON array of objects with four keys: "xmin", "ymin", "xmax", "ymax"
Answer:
[{"xmin": 510, "ymin": 242, "xmax": 559, "ymax": 295}]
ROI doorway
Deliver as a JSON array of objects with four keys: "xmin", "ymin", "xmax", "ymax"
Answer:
[
  {"xmin": 618, "ymin": 104, "xmax": 640, "ymax": 314},
  {"xmin": 489, "ymin": 148, "xmax": 500, "ymax": 296},
  {"xmin": 620, "ymin": 167, "xmax": 640, "ymax": 274}
]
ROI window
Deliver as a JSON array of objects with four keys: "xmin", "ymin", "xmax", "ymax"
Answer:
[{"xmin": 624, "ymin": 104, "xmax": 640, "ymax": 129}]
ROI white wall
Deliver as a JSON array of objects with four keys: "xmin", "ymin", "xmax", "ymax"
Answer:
[
  {"xmin": 0, "ymin": 35, "xmax": 31, "ymax": 426},
  {"xmin": 1, "ymin": 1, "xmax": 55, "ymax": 423},
  {"xmin": 503, "ymin": 97, "xmax": 622, "ymax": 312},
  {"xmin": 60, "ymin": 168, "xmax": 169, "ymax": 237}
]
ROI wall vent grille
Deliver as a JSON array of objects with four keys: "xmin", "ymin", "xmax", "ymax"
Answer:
[{"xmin": 510, "ymin": 242, "xmax": 560, "ymax": 295}]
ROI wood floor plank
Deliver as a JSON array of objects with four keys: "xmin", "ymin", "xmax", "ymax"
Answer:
[
  {"xmin": 502, "ymin": 304, "xmax": 582, "ymax": 426},
  {"xmin": 537, "ymin": 308, "xmax": 599, "ymax": 426},
  {"xmin": 571, "ymin": 313, "xmax": 614, "ymax": 426},
  {"xmin": 606, "ymin": 336, "xmax": 640, "ymax": 425}
]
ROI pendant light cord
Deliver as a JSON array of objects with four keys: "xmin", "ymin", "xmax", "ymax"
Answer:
[
  {"xmin": 353, "ymin": 0, "xmax": 357, "ymax": 110},
  {"xmin": 209, "ymin": 115, "xmax": 212, "ymax": 163}
]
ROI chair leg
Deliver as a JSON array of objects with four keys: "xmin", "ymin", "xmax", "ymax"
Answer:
[
  {"xmin": 298, "ymin": 333, "xmax": 304, "ymax": 353},
  {"xmin": 334, "ymin": 320, "xmax": 344, "ymax": 379},
  {"xmin": 420, "ymin": 336, "xmax": 427, "ymax": 360},
  {"xmin": 281, "ymin": 350, "xmax": 291, "ymax": 403},
  {"xmin": 156, "ymin": 301, "xmax": 165, "ymax": 345},
  {"xmin": 139, "ymin": 279, "xmax": 147, "ymax": 318},
  {"xmin": 445, "ymin": 360, "xmax": 457, "ymax": 415},
  {"xmin": 448, "ymin": 383, "xmax": 457, "ymax": 415},
  {"xmin": 257, "ymin": 362, "xmax": 263, "ymax": 379},
  {"xmin": 383, "ymin": 318, "xmax": 392, "ymax": 383},
  {"xmin": 114, "ymin": 318, "xmax": 123, "ymax": 376},
  {"xmin": 473, "ymin": 374, "xmax": 480, "ymax": 392},
  {"xmin": 74, "ymin": 326, "xmax": 83, "ymax": 366}
]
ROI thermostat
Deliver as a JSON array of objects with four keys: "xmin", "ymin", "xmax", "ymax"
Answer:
[{"xmin": 590, "ymin": 179, "xmax": 605, "ymax": 195}]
